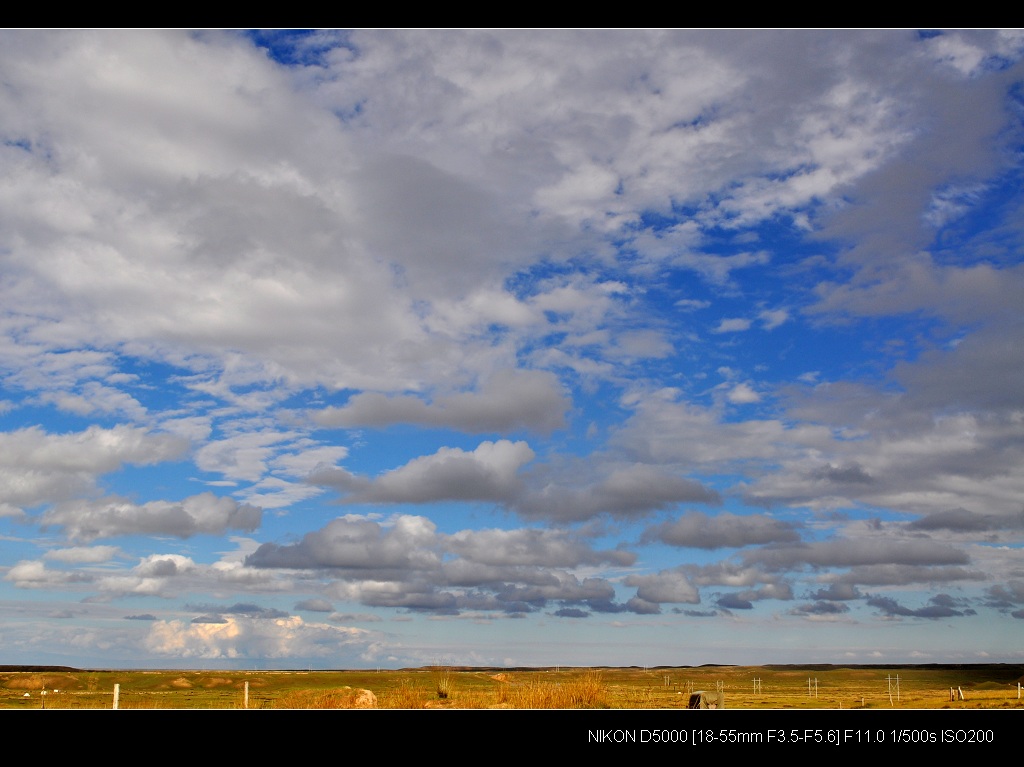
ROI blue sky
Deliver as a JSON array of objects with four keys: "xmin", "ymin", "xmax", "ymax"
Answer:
[{"xmin": 1, "ymin": 29, "xmax": 1023, "ymax": 669}]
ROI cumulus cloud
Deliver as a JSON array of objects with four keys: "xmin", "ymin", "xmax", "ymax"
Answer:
[
  {"xmin": 909, "ymin": 508, "xmax": 1024, "ymax": 533},
  {"xmin": 89, "ymin": 553, "xmax": 295, "ymax": 600},
  {"xmin": 726, "ymin": 383, "xmax": 761, "ymax": 404},
  {"xmin": 312, "ymin": 440, "xmax": 535, "ymax": 505},
  {"xmin": 0, "ymin": 425, "xmax": 187, "ymax": 511},
  {"xmin": 84, "ymin": 554, "xmax": 199, "ymax": 598},
  {"xmin": 822, "ymin": 565, "xmax": 987, "ymax": 588},
  {"xmin": 745, "ymin": 539, "xmax": 970, "ymax": 571},
  {"xmin": 313, "ymin": 369, "xmax": 570, "ymax": 435},
  {"xmin": 4, "ymin": 560, "xmax": 92, "ymax": 588},
  {"xmin": 984, "ymin": 581, "xmax": 1024, "ymax": 610},
  {"xmin": 625, "ymin": 597, "xmax": 662, "ymax": 615},
  {"xmin": 716, "ymin": 593, "xmax": 753, "ymax": 610},
  {"xmin": 867, "ymin": 593, "xmax": 977, "ymax": 620},
  {"xmin": 553, "ymin": 607, "xmax": 589, "ymax": 618},
  {"xmin": 144, "ymin": 615, "xmax": 374, "ymax": 659},
  {"xmin": 642, "ymin": 511, "xmax": 801, "ymax": 549},
  {"xmin": 624, "ymin": 568, "xmax": 700, "ymax": 605},
  {"xmin": 514, "ymin": 462, "xmax": 720, "ymax": 522},
  {"xmin": 790, "ymin": 601, "xmax": 850, "ymax": 617},
  {"xmin": 134, "ymin": 554, "xmax": 196, "ymax": 578},
  {"xmin": 806, "ymin": 583, "xmax": 862, "ymax": 601},
  {"xmin": 445, "ymin": 527, "xmax": 635, "ymax": 568},
  {"xmin": 246, "ymin": 513, "xmax": 629, "ymax": 616},
  {"xmin": 613, "ymin": 393, "xmax": 799, "ymax": 468},
  {"xmin": 247, "ymin": 514, "xmax": 441, "ymax": 571},
  {"xmin": 620, "ymin": 307, "xmax": 1024, "ymax": 544},
  {"xmin": 42, "ymin": 492, "xmax": 262, "ymax": 542}
]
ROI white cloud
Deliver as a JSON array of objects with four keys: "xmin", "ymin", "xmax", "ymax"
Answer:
[
  {"xmin": 313, "ymin": 370, "xmax": 568, "ymax": 435},
  {"xmin": 758, "ymin": 308, "xmax": 789, "ymax": 330},
  {"xmin": 133, "ymin": 553, "xmax": 197, "ymax": 578},
  {"xmin": 244, "ymin": 512, "xmax": 630, "ymax": 615},
  {"xmin": 727, "ymin": 383, "xmax": 761, "ymax": 404},
  {"xmin": 5, "ymin": 560, "xmax": 82, "ymax": 588},
  {"xmin": 644, "ymin": 511, "xmax": 799, "ymax": 549},
  {"xmin": 624, "ymin": 568, "xmax": 700, "ymax": 605},
  {"xmin": 247, "ymin": 514, "xmax": 441, "ymax": 570},
  {"xmin": 194, "ymin": 430, "xmax": 299, "ymax": 483},
  {"xmin": 331, "ymin": 440, "xmax": 536, "ymax": 505},
  {"xmin": 713, "ymin": 318, "xmax": 752, "ymax": 333},
  {"xmin": 39, "ymin": 382, "xmax": 147, "ymax": 421},
  {"xmin": 145, "ymin": 615, "xmax": 373, "ymax": 659},
  {"xmin": 0, "ymin": 425, "xmax": 187, "ymax": 510},
  {"xmin": 44, "ymin": 545, "xmax": 120, "ymax": 563},
  {"xmin": 43, "ymin": 492, "xmax": 261, "ymax": 542},
  {"xmin": 514, "ymin": 461, "xmax": 720, "ymax": 522},
  {"xmin": 445, "ymin": 527, "xmax": 635, "ymax": 568}
]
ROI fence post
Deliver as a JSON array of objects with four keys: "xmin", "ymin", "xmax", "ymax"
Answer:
[{"xmin": 113, "ymin": 683, "xmax": 120, "ymax": 710}]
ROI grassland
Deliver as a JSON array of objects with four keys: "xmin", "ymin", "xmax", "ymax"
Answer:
[{"xmin": 2, "ymin": 664, "xmax": 1021, "ymax": 710}]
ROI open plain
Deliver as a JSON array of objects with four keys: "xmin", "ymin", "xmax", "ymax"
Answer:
[{"xmin": 2, "ymin": 664, "xmax": 1022, "ymax": 710}]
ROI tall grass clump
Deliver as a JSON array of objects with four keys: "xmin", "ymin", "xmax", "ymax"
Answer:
[
  {"xmin": 561, "ymin": 670, "xmax": 608, "ymax": 708},
  {"xmin": 433, "ymin": 666, "xmax": 453, "ymax": 699},
  {"xmin": 498, "ymin": 670, "xmax": 608, "ymax": 709}
]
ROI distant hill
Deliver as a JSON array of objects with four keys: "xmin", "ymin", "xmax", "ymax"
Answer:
[{"xmin": 0, "ymin": 665, "xmax": 80, "ymax": 673}]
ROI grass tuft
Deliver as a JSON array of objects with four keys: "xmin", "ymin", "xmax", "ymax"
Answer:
[{"xmin": 434, "ymin": 666, "xmax": 453, "ymax": 699}]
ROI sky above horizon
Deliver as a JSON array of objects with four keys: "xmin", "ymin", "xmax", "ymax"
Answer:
[{"xmin": 1, "ymin": 29, "xmax": 1023, "ymax": 669}]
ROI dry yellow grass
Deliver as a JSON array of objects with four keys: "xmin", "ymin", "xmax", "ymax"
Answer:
[
  {"xmin": 493, "ymin": 670, "xmax": 608, "ymax": 709},
  {"xmin": 275, "ymin": 686, "xmax": 375, "ymax": 709},
  {"xmin": 379, "ymin": 678, "xmax": 433, "ymax": 708}
]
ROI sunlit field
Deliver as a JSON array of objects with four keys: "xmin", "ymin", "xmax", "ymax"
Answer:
[{"xmin": 3, "ymin": 665, "xmax": 1022, "ymax": 710}]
